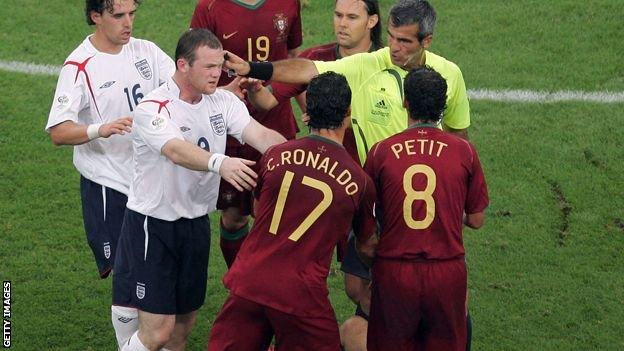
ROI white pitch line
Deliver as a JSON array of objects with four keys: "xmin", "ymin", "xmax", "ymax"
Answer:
[
  {"xmin": 1, "ymin": 59, "xmax": 623, "ymax": 103},
  {"xmin": 469, "ymin": 88, "xmax": 624, "ymax": 104},
  {"xmin": 0, "ymin": 60, "xmax": 60, "ymax": 76}
]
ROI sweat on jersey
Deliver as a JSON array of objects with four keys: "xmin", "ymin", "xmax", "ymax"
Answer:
[
  {"xmin": 314, "ymin": 47, "xmax": 470, "ymax": 165},
  {"xmin": 126, "ymin": 78, "xmax": 252, "ymax": 221},
  {"xmin": 46, "ymin": 36, "xmax": 174, "ymax": 194}
]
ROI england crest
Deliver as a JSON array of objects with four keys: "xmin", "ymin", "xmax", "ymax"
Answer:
[
  {"xmin": 103, "ymin": 243, "xmax": 111, "ymax": 259},
  {"xmin": 209, "ymin": 114, "xmax": 226, "ymax": 136},
  {"xmin": 134, "ymin": 59, "xmax": 153, "ymax": 80},
  {"xmin": 136, "ymin": 282, "xmax": 146, "ymax": 300}
]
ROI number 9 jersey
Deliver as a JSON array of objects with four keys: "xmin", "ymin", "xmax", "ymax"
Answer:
[
  {"xmin": 364, "ymin": 125, "xmax": 489, "ymax": 261},
  {"xmin": 223, "ymin": 135, "xmax": 377, "ymax": 318}
]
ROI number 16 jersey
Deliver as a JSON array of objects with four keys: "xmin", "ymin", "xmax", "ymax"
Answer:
[{"xmin": 223, "ymin": 135, "xmax": 376, "ymax": 318}]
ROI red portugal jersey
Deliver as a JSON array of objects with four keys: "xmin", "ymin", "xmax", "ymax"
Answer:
[
  {"xmin": 364, "ymin": 125, "xmax": 489, "ymax": 261},
  {"xmin": 223, "ymin": 135, "xmax": 376, "ymax": 317},
  {"xmin": 190, "ymin": 0, "xmax": 302, "ymax": 140}
]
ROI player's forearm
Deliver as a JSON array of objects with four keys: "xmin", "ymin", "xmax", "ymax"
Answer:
[
  {"xmin": 356, "ymin": 234, "xmax": 378, "ymax": 268},
  {"xmin": 49, "ymin": 121, "xmax": 94, "ymax": 146},
  {"xmin": 161, "ymin": 138, "xmax": 211, "ymax": 172},
  {"xmin": 247, "ymin": 87, "xmax": 278, "ymax": 112},
  {"xmin": 464, "ymin": 212, "xmax": 485, "ymax": 229},
  {"xmin": 272, "ymin": 58, "xmax": 318, "ymax": 84},
  {"xmin": 242, "ymin": 120, "xmax": 286, "ymax": 154}
]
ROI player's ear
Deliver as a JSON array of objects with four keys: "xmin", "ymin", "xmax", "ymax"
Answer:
[
  {"xmin": 367, "ymin": 14, "xmax": 379, "ymax": 30},
  {"xmin": 421, "ymin": 34, "xmax": 433, "ymax": 49},
  {"xmin": 403, "ymin": 99, "xmax": 408, "ymax": 110},
  {"xmin": 177, "ymin": 58, "xmax": 188, "ymax": 72},
  {"xmin": 90, "ymin": 11, "xmax": 101, "ymax": 25}
]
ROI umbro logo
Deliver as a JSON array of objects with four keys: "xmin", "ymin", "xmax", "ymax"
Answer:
[
  {"xmin": 117, "ymin": 316, "xmax": 134, "ymax": 323},
  {"xmin": 222, "ymin": 31, "xmax": 238, "ymax": 40},
  {"xmin": 375, "ymin": 100, "xmax": 387, "ymax": 109},
  {"xmin": 180, "ymin": 126, "xmax": 191, "ymax": 132},
  {"xmin": 99, "ymin": 81, "xmax": 116, "ymax": 89}
]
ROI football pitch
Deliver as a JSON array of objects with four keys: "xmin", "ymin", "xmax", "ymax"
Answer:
[{"xmin": 1, "ymin": 0, "xmax": 623, "ymax": 350}]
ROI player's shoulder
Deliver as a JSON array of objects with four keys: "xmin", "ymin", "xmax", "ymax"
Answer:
[
  {"xmin": 300, "ymin": 42, "xmax": 337, "ymax": 60},
  {"xmin": 135, "ymin": 84, "xmax": 172, "ymax": 114},
  {"xmin": 63, "ymin": 36, "xmax": 96, "ymax": 63},
  {"xmin": 195, "ymin": 0, "xmax": 219, "ymax": 11},
  {"xmin": 425, "ymin": 51, "xmax": 463, "ymax": 78},
  {"xmin": 125, "ymin": 37, "xmax": 165, "ymax": 55}
]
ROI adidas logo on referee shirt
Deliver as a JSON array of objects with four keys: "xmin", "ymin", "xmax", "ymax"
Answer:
[{"xmin": 375, "ymin": 100, "xmax": 388, "ymax": 109}]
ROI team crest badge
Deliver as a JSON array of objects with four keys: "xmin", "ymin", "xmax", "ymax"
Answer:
[
  {"xmin": 103, "ymin": 243, "xmax": 111, "ymax": 259},
  {"xmin": 209, "ymin": 114, "xmax": 225, "ymax": 136},
  {"xmin": 134, "ymin": 59, "xmax": 152, "ymax": 80},
  {"xmin": 136, "ymin": 282, "xmax": 146, "ymax": 300},
  {"xmin": 273, "ymin": 13, "xmax": 289, "ymax": 42}
]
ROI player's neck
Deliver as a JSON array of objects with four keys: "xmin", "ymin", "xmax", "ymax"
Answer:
[
  {"xmin": 90, "ymin": 32, "xmax": 124, "ymax": 55},
  {"xmin": 172, "ymin": 74, "xmax": 203, "ymax": 104},
  {"xmin": 312, "ymin": 128, "xmax": 345, "ymax": 146},
  {"xmin": 338, "ymin": 39, "xmax": 372, "ymax": 58}
]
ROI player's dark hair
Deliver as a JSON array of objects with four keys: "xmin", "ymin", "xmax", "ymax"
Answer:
[
  {"xmin": 404, "ymin": 67, "xmax": 447, "ymax": 123},
  {"xmin": 389, "ymin": 0, "xmax": 436, "ymax": 41},
  {"xmin": 85, "ymin": 0, "xmax": 141, "ymax": 25},
  {"xmin": 361, "ymin": 0, "xmax": 383, "ymax": 50},
  {"xmin": 306, "ymin": 72, "xmax": 351, "ymax": 130},
  {"xmin": 175, "ymin": 29, "xmax": 222, "ymax": 67}
]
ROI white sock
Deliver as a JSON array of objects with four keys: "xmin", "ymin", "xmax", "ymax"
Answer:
[
  {"xmin": 112, "ymin": 305, "xmax": 139, "ymax": 349},
  {"xmin": 121, "ymin": 331, "xmax": 150, "ymax": 351}
]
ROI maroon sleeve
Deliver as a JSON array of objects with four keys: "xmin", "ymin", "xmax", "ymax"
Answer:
[
  {"xmin": 189, "ymin": 0, "xmax": 214, "ymax": 29},
  {"xmin": 287, "ymin": 0, "xmax": 303, "ymax": 50},
  {"xmin": 269, "ymin": 81, "xmax": 306, "ymax": 103},
  {"xmin": 352, "ymin": 173, "xmax": 377, "ymax": 243},
  {"xmin": 465, "ymin": 144, "xmax": 489, "ymax": 214}
]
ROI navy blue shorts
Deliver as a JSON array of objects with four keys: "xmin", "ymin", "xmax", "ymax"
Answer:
[
  {"xmin": 80, "ymin": 175, "xmax": 127, "ymax": 278},
  {"xmin": 113, "ymin": 209, "xmax": 211, "ymax": 315},
  {"xmin": 340, "ymin": 232, "xmax": 371, "ymax": 280}
]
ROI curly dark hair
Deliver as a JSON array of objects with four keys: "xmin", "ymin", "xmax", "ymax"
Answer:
[
  {"xmin": 85, "ymin": 0, "xmax": 141, "ymax": 25},
  {"xmin": 306, "ymin": 72, "xmax": 352, "ymax": 130},
  {"xmin": 404, "ymin": 66, "xmax": 447, "ymax": 123}
]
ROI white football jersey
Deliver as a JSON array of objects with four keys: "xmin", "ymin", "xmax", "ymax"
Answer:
[
  {"xmin": 46, "ymin": 36, "xmax": 175, "ymax": 194},
  {"xmin": 127, "ymin": 78, "xmax": 252, "ymax": 221}
]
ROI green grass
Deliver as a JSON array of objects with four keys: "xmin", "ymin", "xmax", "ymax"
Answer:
[{"xmin": 1, "ymin": 0, "xmax": 623, "ymax": 350}]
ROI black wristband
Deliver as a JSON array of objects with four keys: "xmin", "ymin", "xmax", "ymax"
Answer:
[{"xmin": 246, "ymin": 61, "xmax": 273, "ymax": 81}]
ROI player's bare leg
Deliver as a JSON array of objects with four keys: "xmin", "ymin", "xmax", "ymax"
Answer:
[
  {"xmin": 340, "ymin": 316, "xmax": 367, "ymax": 351},
  {"xmin": 219, "ymin": 207, "xmax": 249, "ymax": 268},
  {"xmin": 340, "ymin": 273, "xmax": 371, "ymax": 351},
  {"xmin": 122, "ymin": 311, "xmax": 175, "ymax": 351},
  {"xmin": 164, "ymin": 312, "xmax": 198, "ymax": 351}
]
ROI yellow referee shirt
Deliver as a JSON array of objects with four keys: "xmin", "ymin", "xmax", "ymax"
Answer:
[{"xmin": 314, "ymin": 47, "xmax": 470, "ymax": 164}]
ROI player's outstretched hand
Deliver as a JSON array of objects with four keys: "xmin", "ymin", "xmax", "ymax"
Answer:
[
  {"xmin": 239, "ymin": 77, "xmax": 264, "ymax": 95},
  {"xmin": 222, "ymin": 76, "xmax": 245, "ymax": 100},
  {"xmin": 99, "ymin": 117, "xmax": 133, "ymax": 138},
  {"xmin": 219, "ymin": 157, "xmax": 257, "ymax": 191},
  {"xmin": 223, "ymin": 50, "xmax": 250, "ymax": 76}
]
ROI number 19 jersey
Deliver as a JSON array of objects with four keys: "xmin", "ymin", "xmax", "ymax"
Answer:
[
  {"xmin": 364, "ymin": 126, "xmax": 489, "ymax": 261},
  {"xmin": 223, "ymin": 135, "xmax": 376, "ymax": 317}
]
